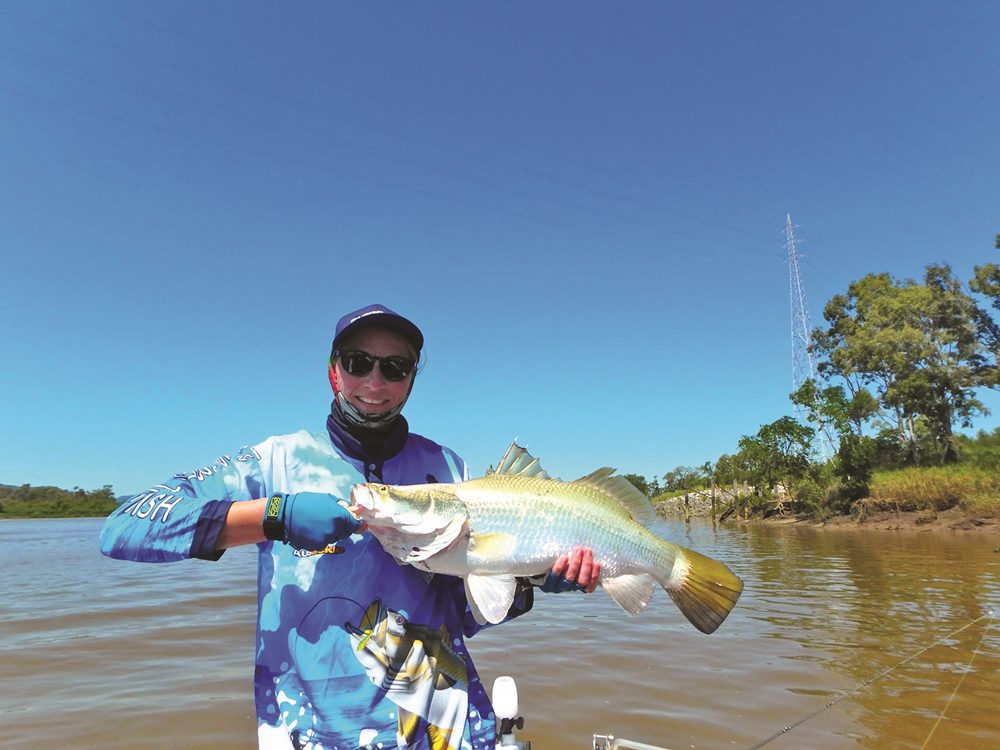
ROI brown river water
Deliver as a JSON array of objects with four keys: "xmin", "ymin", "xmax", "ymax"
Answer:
[{"xmin": 1, "ymin": 517, "xmax": 997, "ymax": 750}]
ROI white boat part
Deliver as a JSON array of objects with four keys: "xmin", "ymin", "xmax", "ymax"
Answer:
[
  {"xmin": 493, "ymin": 675, "xmax": 530, "ymax": 750},
  {"xmin": 593, "ymin": 735, "xmax": 674, "ymax": 750}
]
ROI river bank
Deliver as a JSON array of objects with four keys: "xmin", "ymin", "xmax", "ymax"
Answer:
[
  {"xmin": 794, "ymin": 505, "xmax": 1000, "ymax": 533},
  {"xmin": 654, "ymin": 492, "xmax": 1000, "ymax": 534}
]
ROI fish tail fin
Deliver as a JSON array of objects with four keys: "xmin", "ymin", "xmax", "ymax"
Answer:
[{"xmin": 658, "ymin": 546, "xmax": 743, "ymax": 634}]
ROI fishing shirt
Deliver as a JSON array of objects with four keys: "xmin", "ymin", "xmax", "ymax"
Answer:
[{"xmin": 99, "ymin": 427, "xmax": 511, "ymax": 750}]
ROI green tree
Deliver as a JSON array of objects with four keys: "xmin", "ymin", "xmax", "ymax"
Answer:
[
  {"xmin": 735, "ymin": 416, "xmax": 815, "ymax": 495},
  {"xmin": 811, "ymin": 267, "xmax": 993, "ymax": 465},
  {"xmin": 660, "ymin": 465, "xmax": 704, "ymax": 492},
  {"xmin": 791, "ymin": 378, "xmax": 878, "ymax": 438},
  {"xmin": 969, "ymin": 233, "xmax": 1000, "ymax": 359},
  {"xmin": 836, "ymin": 433, "xmax": 876, "ymax": 504},
  {"xmin": 712, "ymin": 454, "xmax": 743, "ymax": 487},
  {"xmin": 954, "ymin": 426, "xmax": 1000, "ymax": 470}
]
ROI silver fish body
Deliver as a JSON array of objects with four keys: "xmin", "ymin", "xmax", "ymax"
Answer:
[{"xmin": 351, "ymin": 442, "xmax": 743, "ymax": 633}]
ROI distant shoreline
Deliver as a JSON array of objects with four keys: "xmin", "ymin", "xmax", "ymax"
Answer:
[{"xmin": 0, "ymin": 484, "xmax": 120, "ymax": 519}]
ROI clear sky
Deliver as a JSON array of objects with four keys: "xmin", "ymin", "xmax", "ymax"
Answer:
[{"xmin": 2, "ymin": 1, "xmax": 998, "ymax": 495}]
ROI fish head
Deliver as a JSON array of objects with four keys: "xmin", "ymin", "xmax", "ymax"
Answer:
[
  {"xmin": 350, "ymin": 482, "xmax": 468, "ymax": 566},
  {"xmin": 350, "ymin": 482, "xmax": 390, "ymax": 523},
  {"xmin": 350, "ymin": 482, "xmax": 438, "ymax": 528}
]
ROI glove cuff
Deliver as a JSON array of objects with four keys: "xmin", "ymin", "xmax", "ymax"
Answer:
[{"xmin": 262, "ymin": 492, "xmax": 287, "ymax": 542}]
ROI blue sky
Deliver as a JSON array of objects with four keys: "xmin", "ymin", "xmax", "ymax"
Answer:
[{"xmin": 2, "ymin": 1, "xmax": 998, "ymax": 494}]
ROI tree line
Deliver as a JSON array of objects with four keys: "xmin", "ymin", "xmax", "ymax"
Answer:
[
  {"xmin": 0, "ymin": 484, "xmax": 120, "ymax": 518},
  {"xmin": 626, "ymin": 234, "xmax": 1000, "ymax": 518}
]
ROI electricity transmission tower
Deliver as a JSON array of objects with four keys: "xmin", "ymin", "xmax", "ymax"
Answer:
[{"xmin": 785, "ymin": 214, "xmax": 836, "ymax": 459}]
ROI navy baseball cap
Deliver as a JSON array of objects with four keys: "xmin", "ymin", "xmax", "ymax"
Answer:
[{"xmin": 331, "ymin": 304, "xmax": 424, "ymax": 356}]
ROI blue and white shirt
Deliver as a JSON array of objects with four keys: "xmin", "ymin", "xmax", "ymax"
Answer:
[{"xmin": 100, "ymin": 428, "xmax": 510, "ymax": 750}]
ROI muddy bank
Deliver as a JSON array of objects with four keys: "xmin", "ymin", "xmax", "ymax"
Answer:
[
  {"xmin": 655, "ymin": 492, "xmax": 1000, "ymax": 534},
  {"xmin": 796, "ymin": 505, "xmax": 1000, "ymax": 533}
]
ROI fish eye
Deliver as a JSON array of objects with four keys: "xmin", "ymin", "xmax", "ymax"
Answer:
[{"xmin": 378, "ymin": 485, "xmax": 389, "ymax": 492}]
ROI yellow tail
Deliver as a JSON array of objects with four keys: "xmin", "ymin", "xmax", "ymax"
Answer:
[{"xmin": 664, "ymin": 547, "xmax": 744, "ymax": 634}]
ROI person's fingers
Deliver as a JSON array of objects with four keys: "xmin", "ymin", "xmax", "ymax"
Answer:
[
  {"xmin": 564, "ymin": 547, "xmax": 584, "ymax": 582},
  {"xmin": 584, "ymin": 560, "xmax": 601, "ymax": 593},
  {"xmin": 551, "ymin": 553, "xmax": 569, "ymax": 577},
  {"xmin": 576, "ymin": 548, "xmax": 594, "ymax": 588}
]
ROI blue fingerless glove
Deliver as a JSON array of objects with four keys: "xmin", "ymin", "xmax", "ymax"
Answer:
[
  {"xmin": 269, "ymin": 492, "xmax": 363, "ymax": 550},
  {"xmin": 532, "ymin": 572, "xmax": 583, "ymax": 593}
]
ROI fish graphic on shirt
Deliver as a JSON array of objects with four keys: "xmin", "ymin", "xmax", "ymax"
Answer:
[{"xmin": 345, "ymin": 599, "xmax": 468, "ymax": 750}]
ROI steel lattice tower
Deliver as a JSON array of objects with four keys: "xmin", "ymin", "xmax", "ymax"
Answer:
[{"xmin": 785, "ymin": 214, "xmax": 835, "ymax": 459}]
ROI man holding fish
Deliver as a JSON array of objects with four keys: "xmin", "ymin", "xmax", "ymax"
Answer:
[{"xmin": 101, "ymin": 303, "xmax": 621, "ymax": 750}]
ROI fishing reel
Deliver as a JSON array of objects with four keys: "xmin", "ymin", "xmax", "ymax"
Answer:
[{"xmin": 492, "ymin": 676, "xmax": 530, "ymax": 750}]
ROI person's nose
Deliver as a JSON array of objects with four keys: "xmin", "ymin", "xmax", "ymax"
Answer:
[{"xmin": 364, "ymin": 364, "xmax": 387, "ymax": 385}]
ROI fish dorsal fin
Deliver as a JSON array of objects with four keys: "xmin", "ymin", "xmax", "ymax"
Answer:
[
  {"xmin": 572, "ymin": 468, "xmax": 658, "ymax": 526},
  {"xmin": 487, "ymin": 441, "xmax": 550, "ymax": 480}
]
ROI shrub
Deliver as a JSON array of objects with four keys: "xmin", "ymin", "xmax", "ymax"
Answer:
[{"xmin": 955, "ymin": 427, "xmax": 1000, "ymax": 471}]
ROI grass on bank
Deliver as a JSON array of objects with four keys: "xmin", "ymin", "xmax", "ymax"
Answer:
[{"xmin": 866, "ymin": 465, "xmax": 1000, "ymax": 516}]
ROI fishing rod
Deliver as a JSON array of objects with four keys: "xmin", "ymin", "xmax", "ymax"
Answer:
[
  {"xmin": 743, "ymin": 609, "xmax": 995, "ymax": 750},
  {"xmin": 591, "ymin": 609, "xmax": 994, "ymax": 750}
]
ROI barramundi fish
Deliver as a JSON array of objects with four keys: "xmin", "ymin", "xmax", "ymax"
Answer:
[{"xmin": 350, "ymin": 442, "xmax": 744, "ymax": 634}]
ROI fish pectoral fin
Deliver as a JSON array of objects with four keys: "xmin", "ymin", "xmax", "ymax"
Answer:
[
  {"xmin": 602, "ymin": 573, "xmax": 656, "ymax": 615},
  {"xmin": 665, "ymin": 547, "xmax": 744, "ymax": 634},
  {"xmin": 464, "ymin": 574, "xmax": 518, "ymax": 625},
  {"xmin": 402, "ymin": 514, "xmax": 468, "ymax": 563},
  {"xmin": 469, "ymin": 531, "xmax": 517, "ymax": 558}
]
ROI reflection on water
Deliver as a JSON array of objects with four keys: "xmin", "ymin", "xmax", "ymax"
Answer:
[{"xmin": 1, "ymin": 518, "xmax": 997, "ymax": 749}]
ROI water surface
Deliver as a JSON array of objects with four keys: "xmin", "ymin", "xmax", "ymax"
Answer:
[{"xmin": 1, "ymin": 518, "xmax": 997, "ymax": 749}]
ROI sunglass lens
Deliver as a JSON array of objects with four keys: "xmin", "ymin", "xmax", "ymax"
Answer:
[
  {"xmin": 342, "ymin": 352, "xmax": 375, "ymax": 376},
  {"xmin": 379, "ymin": 357, "xmax": 414, "ymax": 381}
]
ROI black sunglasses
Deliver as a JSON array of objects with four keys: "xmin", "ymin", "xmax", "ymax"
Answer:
[{"xmin": 335, "ymin": 350, "xmax": 416, "ymax": 381}]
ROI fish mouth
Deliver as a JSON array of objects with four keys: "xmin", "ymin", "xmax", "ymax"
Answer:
[
  {"xmin": 349, "ymin": 484, "xmax": 381, "ymax": 517},
  {"xmin": 350, "ymin": 485, "xmax": 371, "ymax": 510}
]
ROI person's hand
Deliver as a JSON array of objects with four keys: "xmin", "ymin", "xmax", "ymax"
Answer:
[
  {"xmin": 281, "ymin": 492, "xmax": 364, "ymax": 550},
  {"xmin": 540, "ymin": 547, "xmax": 601, "ymax": 593}
]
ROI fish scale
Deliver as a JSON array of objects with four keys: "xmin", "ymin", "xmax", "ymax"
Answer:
[
  {"xmin": 457, "ymin": 476, "xmax": 662, "ymax": 577},
  {"xmin": 351, "ymin": 441, "xmax": 744, "ymax": 634}
]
